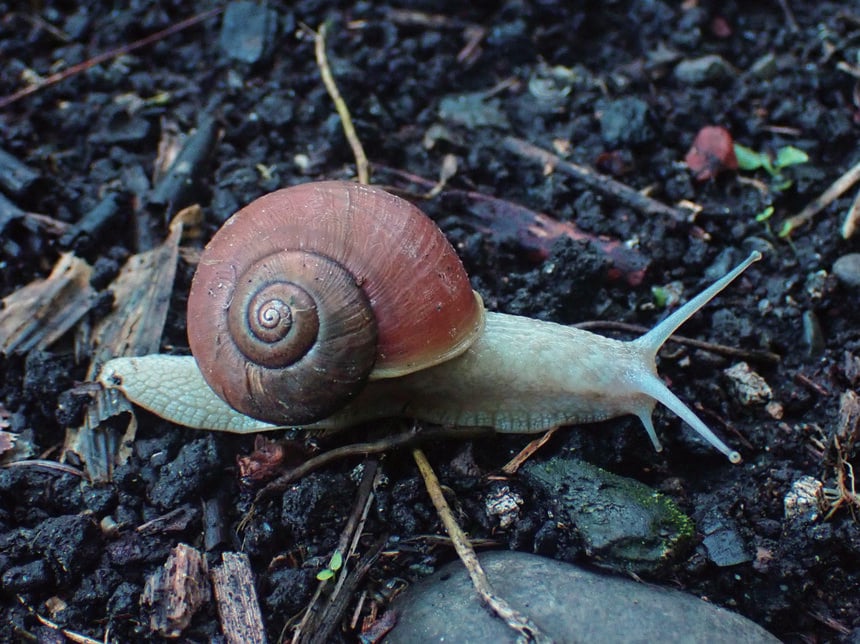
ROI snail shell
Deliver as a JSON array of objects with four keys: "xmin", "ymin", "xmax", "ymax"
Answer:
[{"xmin": 187, "ymin": 181, "xmax": 485, "ymax": 425}]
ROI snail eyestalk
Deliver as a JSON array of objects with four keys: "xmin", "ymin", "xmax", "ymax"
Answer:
[{"xmin": 630, "ymin": 251, "xmax": 761, "ymax": 464}]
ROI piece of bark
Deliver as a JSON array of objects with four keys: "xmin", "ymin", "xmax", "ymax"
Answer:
[
  {"xmin": 0, "ymin": 191, "xmax": 24, "ymax": 237},
  {"xmin": 203, "ymin": 495, "xmax": 229, "ymax": 552},
  {"xmin": 0, "ymin": 253, "xmax": 97, "ymax": 355},
  {"xmin": 66, "ymin": 205, "xmax": 201, "ymax": 480},
  {"xmin": 211, "ymin": 552, "xmax": 267, "ymax": 644},
  {"xmin": 0, "ymin": 146, "xmax": 41, "ymax": 196},
  {"xmin": 141, "ymin": 543, "xmax": 211, "ymax": 638},
  {"xmin": 58, "ymin": 193, "xmax": 124, "ymax": 251},
  {"xmin": 148, "ymin": 115, "xmax": 219, "ymax": 217}
]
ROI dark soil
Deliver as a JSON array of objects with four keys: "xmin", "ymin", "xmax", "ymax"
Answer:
[{"xmin": 1, "ymin": 1, "xmax": 859, "ymax": 642}]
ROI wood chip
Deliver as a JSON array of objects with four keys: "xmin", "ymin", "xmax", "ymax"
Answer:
[
  {"xmin": 211, "ymin": 552, "xmax": 267, "ymax": 644},
  {"xmin": 0, "ymin": 252, "xmax": 96, "ymax": 355},
  {"xmin": 141, "ymin": 543, "xmax": 211, "ymax": 638}
]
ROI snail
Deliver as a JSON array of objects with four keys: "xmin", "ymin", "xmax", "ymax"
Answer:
[{"xmin": 99, "ymin": 181, "xmax": 761, "ymax": 463}]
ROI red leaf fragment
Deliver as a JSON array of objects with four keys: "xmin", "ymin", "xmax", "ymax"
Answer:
[
  {"xmin": 685, "ymin": 125, "xmax": 738, "ymax": 181},
  {"xmin": 710, "ymin": 16, "xmax": 732, "ymax": 38},
  {"xmin": 0, "ymin": 431, "xmax": 15, "ymax": 456}
]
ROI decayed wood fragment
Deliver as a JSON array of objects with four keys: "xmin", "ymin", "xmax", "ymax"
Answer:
[
  {"xmin": 141, "ymin": 543, "xmax": 211, "ymax": 638},
  {"xmin": 0, "ymin": 253, "xmax": 97, "ymax": 355},
  {"xmin": 211, "ymin": 552, "xmax": 267, "ymax": 644}
]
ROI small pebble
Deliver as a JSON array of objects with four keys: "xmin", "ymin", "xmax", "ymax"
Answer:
[
  {"xmin": 674, "ymin": 54, "xmax": 735, "ymax": 85},
  {"xmin": 833, "ymin": 254, "xmax": 860, "ymax": 288},
  {"xmin": 723, "ymin": 362, "xmax": 772, "ymax": 406},
  {"xmin": 218, "ymin": 1, "xmax": 278, "ymax": 65},
  {"xmin": 484, "ymin": 484, "xmax": 523, "ymax": 530},
  {"xmin": 784, "ymin": 476, "xmax": 823, "ymax": 521},
  {"xmin": 699, "ymin": 508, "xmax": 754, "ymax": 567}
]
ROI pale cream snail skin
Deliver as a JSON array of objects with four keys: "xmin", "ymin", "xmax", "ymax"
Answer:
[{"xmin": 98, "ymin": 181, "xmax": 761, "ymax": 464}]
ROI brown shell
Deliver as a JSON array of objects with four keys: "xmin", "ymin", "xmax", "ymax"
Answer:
[{"xmin": 187, "ymin": 181, "xmax": 485, "ymax": 425}]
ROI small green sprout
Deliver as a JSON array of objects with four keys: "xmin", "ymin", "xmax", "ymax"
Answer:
[
  {"xmin": 316, "ymin": 550, "xmax": 344, "ymax": 581},
  {"xmin": 651, "ymin": 286, "xmax": 669, "ymax": 308},
  {"xmin": 734, "ymin": 143, "xmax": 809, "ymax": 191},
  {"xmin": 753, "ymin": 205, "xmax": 776, "ymax": 236},
  {"xmin": 755, "ymin": 205, "xmax": 774, "ymax": 223}
]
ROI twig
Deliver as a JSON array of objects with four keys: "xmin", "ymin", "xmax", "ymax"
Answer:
[
  {"xmin": 413, "ymin": 448, "xmax": 554, "ymax": 644},
  {"xmin": 33, "ymin": 613, "xmax": 103, "ymax": 644},
  {"xmin": 314, "ymin": 23, "xmax": 369, "ymax": 185},
  {"xmin": 502, "ymin": 426, "xmax": 560, "ymax": 475},
  {"xmin": 291, "ymin": 461, "xmax": 381, "ymax": 643},
  {"xmin": 503, "ymin": 136, "xmax": 692, "ymax": 222},
  {"xmin": 252, "ymin": 425, "xmax": 492, "ymax": 505},
  {"xmin": 572, "ymin": 320, "xmax": 781, "ymax": 365},
  {"xmin": 1, "ymin": 458, "xmax": 89, "ymax": 479},
  {"xmin": 781, "ymin": 158, "xmax": 860, "ymax": 237},
  {"xmin": 0, "ymin": 8, "xmax": 223, "ymax": 109},
  {"xmin": 842, "ymin": 188, "xmax": 860, "ymax": 239},
  {"xmin": 776, "ymin": 0, "xmax": 800, "ymax": 32}
]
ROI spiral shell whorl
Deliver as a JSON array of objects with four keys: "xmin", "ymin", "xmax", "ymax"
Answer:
[
  {"xmin": 190, "ymin": 248, "xmax": 378, "ymax": 425},
  {"xmin": 227, "ymin": 253, "xmax": 322, "ymax": 368}
]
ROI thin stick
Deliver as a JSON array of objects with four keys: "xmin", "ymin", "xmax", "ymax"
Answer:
[
  {"xmin": 253, "ymin": 425, "xmax": 492, "ymax": 504},
  {"xmin": 314, "ymin": 23, "xmax": 369, "ymax": 185},
  {"xmin": 781, "ymin": 158, "xmax": 860, "ymax": 237},
  {"xmin": 502, "ymin": 425, "xmax": 560, "ymax": 474},
  {"xmin": 0, "ymin": 8, "xmax": 223, "ymax": 109},
  {"xmin": 503, "ymin": 136, "xmax": 691, "ymax": 222},
  {"xmin": 412, "ymin": 448, "xmax": 554, "ymax": 644},
  {"xmin": 291, "ymin": 461, "xmax": 379, "ymax": 643}
]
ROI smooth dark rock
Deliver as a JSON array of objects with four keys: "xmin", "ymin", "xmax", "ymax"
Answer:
[
  {"xmin": 218, "ymin": 1, "xmax": 278, "ymax": 65},
  {"xmin": 833, "ymin": 253, "xmax": 860, "ymax": 288},
  {"xmin": 523, "ymin": 456, "xmax": 694, "ymax": 574},
  {"xmin": 674, "ymin": 55, "xmax": 735, "ymax": 85},
  {"xmin": 699, "ymin": 508, "xmax": 754, "ymax": 567},
  {"xmin": 387, "ymin": 551, "xmax": 780, "ymax": 644}
]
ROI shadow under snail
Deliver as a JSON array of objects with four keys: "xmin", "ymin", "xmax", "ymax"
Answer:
[{"xmin": 99, "ymin": 180, "xmax": 761, "ymax": 463}]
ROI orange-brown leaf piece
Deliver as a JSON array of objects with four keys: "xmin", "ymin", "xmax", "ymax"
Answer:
[{"xmin": 685, "ymin": 126, "xmax": 738, "ymax": 181}]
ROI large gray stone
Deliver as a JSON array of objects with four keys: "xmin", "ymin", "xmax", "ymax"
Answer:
[{"xmin": 387, "ymin": 551, "xmax": 779, "ymax": 644}]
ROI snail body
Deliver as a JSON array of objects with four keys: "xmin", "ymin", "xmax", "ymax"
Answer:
[{"xmin": 99, "ymin": 181, "xmax": 761, "ymax": 463}]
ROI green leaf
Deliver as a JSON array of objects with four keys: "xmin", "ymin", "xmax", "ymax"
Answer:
[
  {"xmin": 771, "ymin": 177, "xmax": 794, "ymax": 192},
  {"xmin": 777, "ymin": 221, "xmax": 794, "ymax": 238},
  {"xmin": 733, "ymin": 143, "xmax": 766, "ymax": 171},
  {"xmin": 329, "ymin": 550, "xmax": 343, "ymax": 572},
  {"xmin": 755, "ymin": 206, "xmax": 774, "ymax": 222},
  {"xmin": 774, "ymin": 145, "xmax": 808, "ymax": 169},
  {"xmin": 316, "ymin": 568, "xmax": 335, "ymax": 581},
  {"xmin": 651, "ymin": 286, "xmax": 668, "ymax": 308}
]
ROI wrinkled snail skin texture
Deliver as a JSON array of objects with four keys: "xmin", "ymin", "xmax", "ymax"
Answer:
[{"xmin": 97, "ymin": 181, "xmax": 762, "ymax": 464}]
